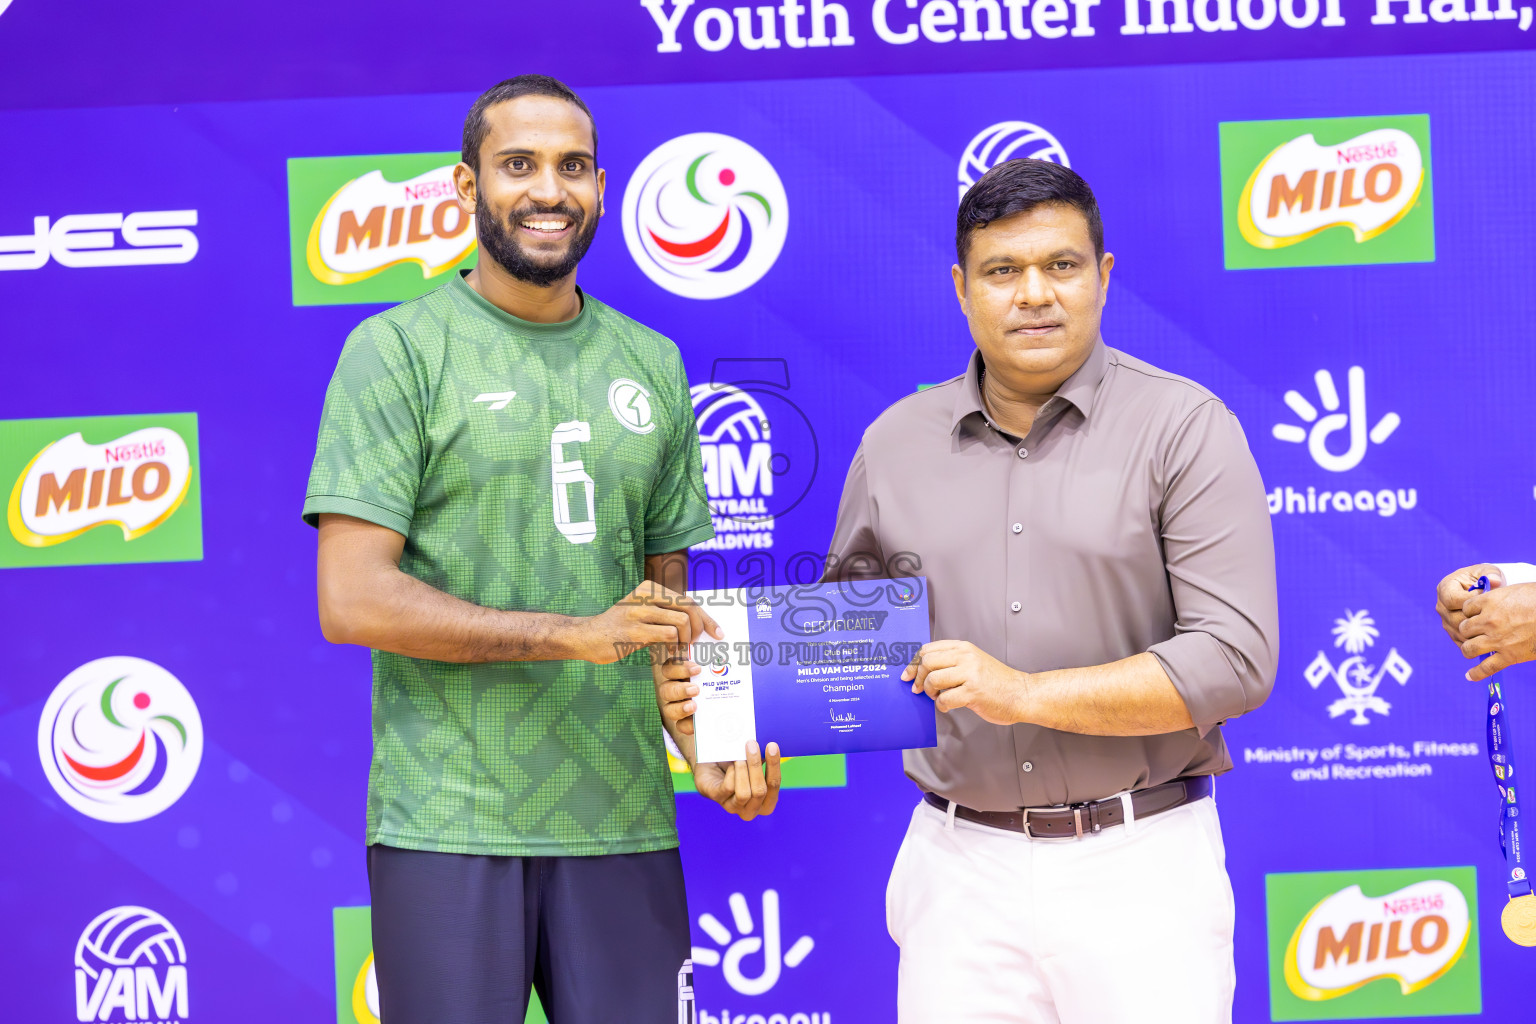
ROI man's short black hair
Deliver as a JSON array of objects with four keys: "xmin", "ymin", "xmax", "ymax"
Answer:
[
  {"xmin": 956, "ymin": 159, "xmax": 1103, "ymax": 269},
  {"xmin": 461, "ymin": 74, "xmax": 598, "ymax": 171}
]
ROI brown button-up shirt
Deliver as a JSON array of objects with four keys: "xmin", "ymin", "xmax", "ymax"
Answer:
[{"xmin": 825, "ymin": 340, "xmax": 1278, "ymax": 810}]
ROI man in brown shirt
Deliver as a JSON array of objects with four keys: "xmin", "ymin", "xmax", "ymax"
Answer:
[{"xmin": 825, "ymin": 159, "xmax": 1278, "ymax": 1022}]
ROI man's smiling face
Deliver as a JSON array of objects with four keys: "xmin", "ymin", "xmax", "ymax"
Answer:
[
  {"xmin": 952, "ymin": 202, "xmax": 1113, "ymax": 390},
  {"xmin": 464, "ymin": 93, "xmax": 605, "ymax": 287}
]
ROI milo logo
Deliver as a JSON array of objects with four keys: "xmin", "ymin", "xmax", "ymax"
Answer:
[
  {"xmin": 1221, "ymin": 115, "xmax": 1434, "ymax": 270},
  {"xmin": 1266, "ymin": 866, "xmax": 1481, "ymax": 1020},
  {"xmin": 288, "ymin": 153, "xmax": 478, "ymax": 306},
  {"xmin": 1286, "ymin": 880, "xmax": 1467, "ymax": 999},
  {"xmin": 1, "ymin": 413, "xmax": 202, "ymax": 568}
]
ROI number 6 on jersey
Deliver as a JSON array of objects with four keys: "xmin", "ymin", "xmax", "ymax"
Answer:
[{"xmin": 551, "ymin": 421, "xmax": 597, "ymax": 544}]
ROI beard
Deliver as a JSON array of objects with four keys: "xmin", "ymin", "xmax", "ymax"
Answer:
[{"xmin": 476, "ymin": 199, "xmax": 599, "ymax": 287}]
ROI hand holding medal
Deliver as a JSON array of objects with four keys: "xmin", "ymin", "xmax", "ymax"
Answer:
[{"xmin": 1472, "ymin": 575, "xmax": 1536, "ymax": 945}]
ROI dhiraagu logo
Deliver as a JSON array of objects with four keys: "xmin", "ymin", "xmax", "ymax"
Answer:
[
  {"xmin": 1220, "ymin": 115, "xmax": 1433, "ymax": 270},
  {"xmin": 332, "ymin": 907, "xmax": 548, "ymax": 1024},
  {"xmin": 288, "ymin": 153, "xmax": 477, "ymax": 306},
  {"xmin": 1, "ymin": 413, "xmax": 202, "ymax": 568},
  {"xmin": 1266, "ymin": 867, "xmax": 1480, "ymax": 1020}
]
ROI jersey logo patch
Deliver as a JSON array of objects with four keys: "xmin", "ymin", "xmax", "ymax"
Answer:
[
  {"xmin": 608, "ymin": 379, "xmax": 656, "ymax": 435},
  {"xmin": 472, "ymin": 391, "xmax": 517, "ymax": 411}
]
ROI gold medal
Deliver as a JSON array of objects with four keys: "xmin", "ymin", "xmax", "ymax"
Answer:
[{"xmin": 1502, "ymin": 894, "xmax": 1536, "ymax": 946}]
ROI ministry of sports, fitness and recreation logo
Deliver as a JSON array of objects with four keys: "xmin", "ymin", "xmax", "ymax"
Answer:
[
  {"xmin": 287, "ymin": 152, "xmax": 476, "ymax": 306},
  {"xmin": 958, "ymin": 121, "xmax": 1069, "ymax": 201},
  {"xmin": 622, "ymin": 133, "xmax": 788, "ymax": 300},
  {"xmin": 1265, "ymin": 867, "xmax": 1480, "ymax": 1020},
  {"xmin": 1304, "ymin": 609, "xmax": 1411, "ymax": 725},
  {"xmin": 39, "ymin": 656, "xmax": 203, "ymax": 823},
  {"xmin": 75, "ymin": 905, "xmax": 190, "ymax": 1023},
  {"xmin": 1220, "ymin": 115, "xmax": 1434, "ymax": 270},
  {"xmin": 1, "ymin": 413, "xmax": 202, "ymax": 569}
]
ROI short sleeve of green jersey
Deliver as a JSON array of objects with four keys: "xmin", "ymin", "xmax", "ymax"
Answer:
[
  {"xmin": 302, "ymin": 318, "xmax": 427, "ymax": 536},
  {"xmin": 644, "ymin": 355, "xmax": 715, "ymax": 555}
]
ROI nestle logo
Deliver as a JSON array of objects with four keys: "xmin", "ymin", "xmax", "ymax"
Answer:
[
  {"xmin": 1382, "ymin": 894, "xmax": 1444, "ymax": 918},
  {"xmin": 403, "ymin": 180, "xmax": 457, "ymax": 201},
  {"xmin": 103, "ymin": 441, "xmax": 167, "ymax": 464},
  {"xmin": 1336, "ymin": 142, "xmax": 1399, "ymax": 165}
]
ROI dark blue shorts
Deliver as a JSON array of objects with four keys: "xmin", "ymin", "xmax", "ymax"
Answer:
[{"xmin": 367, "ymin": 843, "xmax": 694, "ymax": 1024}]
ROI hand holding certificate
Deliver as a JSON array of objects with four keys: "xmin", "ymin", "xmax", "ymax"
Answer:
[{"xmin": 681, "ymin": 577, "xmax": 937, "ymax": 763}]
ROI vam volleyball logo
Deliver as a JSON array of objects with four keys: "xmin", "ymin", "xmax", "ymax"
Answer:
[
  {"xmin": 39, "ymin": 656, "xmax": 203, "ymax": 823},
  {"xmin": 75, "ymin": 905, "xmax": 189, "ymax": 1023},
  {"xmin": 622, "ymin": 133, "xmax": 788, "ymax": 300},
  {"xmin": 691, "ymin": 383, "xmax": 774, "ymax": 551},
  {"xmin": 959, "ymin": 121, "xmax": 1070, "ymax": 201}
]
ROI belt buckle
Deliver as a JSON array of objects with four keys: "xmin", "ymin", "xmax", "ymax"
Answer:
[{"xmin": 1021, "ymin": 803, "xmax": 1087, "ymax": 841}]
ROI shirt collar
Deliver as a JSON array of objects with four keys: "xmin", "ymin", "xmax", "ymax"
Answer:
[{"xmin": 950, "ymin": 339, "xmax": 1112, "ymax": 436}]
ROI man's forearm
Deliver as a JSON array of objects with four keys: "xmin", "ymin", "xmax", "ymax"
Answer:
[
  {"xmin": 1017, "ymin": 652, "xmax": 1195, "ymax": 736},
  {"xmin": 323, "ymin": 562, "xmax": 587, "ymax": 663}
]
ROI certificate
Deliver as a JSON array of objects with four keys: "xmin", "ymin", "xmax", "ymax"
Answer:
[{"xmin": 686, "ymin": 577, "xmax": 937, "ymax": 763}]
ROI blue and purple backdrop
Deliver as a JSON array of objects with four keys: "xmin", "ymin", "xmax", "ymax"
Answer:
[{"xmin": 2, "ymin": 2, "xmax": 1535, "ymax": 1022}]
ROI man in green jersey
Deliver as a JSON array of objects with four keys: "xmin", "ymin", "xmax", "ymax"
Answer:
[{"xmin": 303, "ymin": 74, "xmax": 781, "ymax": 1024}]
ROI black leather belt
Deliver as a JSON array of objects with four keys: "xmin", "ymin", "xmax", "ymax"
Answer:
[{"xmin": 922, "ymin": 774, "xmax": 1213, "ymax": 840}]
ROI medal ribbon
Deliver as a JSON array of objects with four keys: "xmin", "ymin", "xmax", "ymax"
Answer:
[{"xmin": 1476, "ymin": 576, "xmax": 1531, "ymax": 900}]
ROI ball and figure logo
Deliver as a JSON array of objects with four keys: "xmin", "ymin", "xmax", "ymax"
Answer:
[
  {"xmin": 622, "ymin": 133, "xmax": 788, "ymax": 300},
  {"xmin": 39, "ymin": 656, "xmax": 203, "ymax": 823},
  {"xmin": 959, "ymin": 121, "xmax": 1070, "ymax": 201}
]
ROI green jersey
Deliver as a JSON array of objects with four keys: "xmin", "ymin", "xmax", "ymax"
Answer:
[{"xmin": 303, "ymin": 271, "xmax": 714, "ymax": 857}]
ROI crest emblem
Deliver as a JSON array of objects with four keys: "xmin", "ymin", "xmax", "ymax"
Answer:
[{"xmin": 1304, "ymin": 609, "xmax": 1411, "ymax": 724}]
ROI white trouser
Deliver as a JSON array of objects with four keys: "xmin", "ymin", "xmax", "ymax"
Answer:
[{"xmin": 886, "ymin": 795, "xmax": 1236, "ymax": 1024}]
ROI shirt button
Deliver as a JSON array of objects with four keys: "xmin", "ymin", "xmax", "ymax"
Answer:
[
  {"xmin": 1022, "ymin": 761, "xmax": 1034, "ymax": 772},
  {"xmin": 1010, "ymin": 601, "xmax": 1022, "ymax": 613},
  {"xmin": 1011, "ymin": 523, "xmax": 1022, "ymax": 534},
  {"xmin": 1017, "ymin": 447, "xmax": 1028, "ymax": 459}
]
